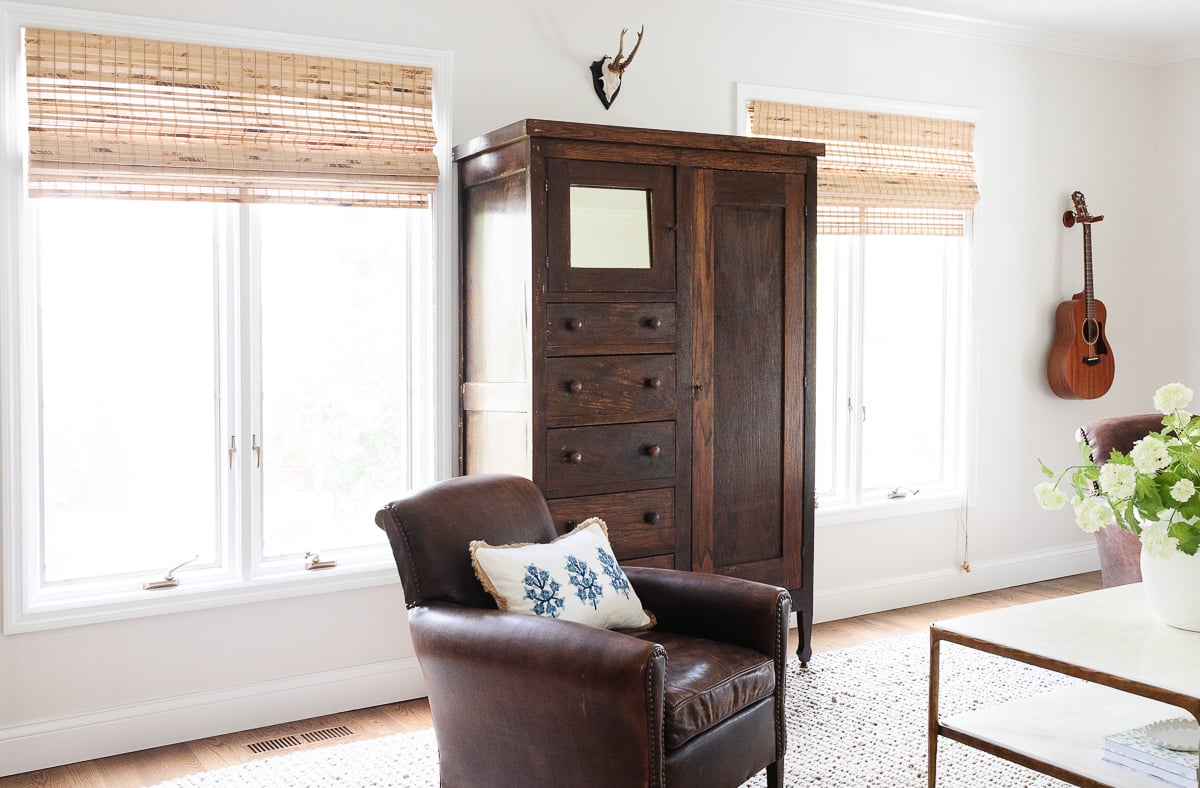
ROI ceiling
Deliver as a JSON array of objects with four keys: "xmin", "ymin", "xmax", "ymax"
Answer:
[{"xmin": 761, "ymin": 0, "xmax": 1200, "ymax": 64}]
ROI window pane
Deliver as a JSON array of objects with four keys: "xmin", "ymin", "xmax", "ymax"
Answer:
[
  {"xmin": 258, "ymin": 205, "xmax": 420, "ymax": 558},
  {"xmin": 814, "ymin": 236, "xmax": 842, "ymax": 498},
  {"xmin": 38, "ymin": 200, "xmax": 221, "ymax": 582},
  {"xmin": 860, "ymin": 236, "xmax": 948, "ymax": 492}
]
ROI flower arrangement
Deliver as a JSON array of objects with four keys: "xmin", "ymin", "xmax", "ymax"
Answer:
[{"xmin": 1035, "ymin": 383, "xmax": 1200, "ymax": 558}]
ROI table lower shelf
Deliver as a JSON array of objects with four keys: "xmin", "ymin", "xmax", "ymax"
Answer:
[{"xmin": 938, "ymin": 683, "xmax": 1196, "ymax": 787}]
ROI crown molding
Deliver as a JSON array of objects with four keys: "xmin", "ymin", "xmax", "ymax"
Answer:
[{"xmin": 729, "ymin": 0, "xmax": 1197, "ymax": 66}]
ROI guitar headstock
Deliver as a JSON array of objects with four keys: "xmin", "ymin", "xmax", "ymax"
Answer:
[
  {"xmin": 1071, "ymin": 191, "xmax": 1090, "ymax": 219},
  {"xmin": 1063, "ymin": 190, "xmax": 1103, "ymax": 227}
]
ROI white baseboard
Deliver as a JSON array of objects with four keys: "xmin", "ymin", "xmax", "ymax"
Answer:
[
  {"xmin": 0, "ymin": 656, "xmax": 425, "ymax": 777},
  {"xmin": 813, "ymin": 544, "xmax": 1101, "ymax": 624}
]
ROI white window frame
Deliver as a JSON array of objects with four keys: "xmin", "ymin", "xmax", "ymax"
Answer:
[
  {"xmin": 0, "ymin": 2, "xmax": 456, "ymax": 633},
  {"xmin": 736, "ymin": 84, "xmax": 978, "ymax": 525}
]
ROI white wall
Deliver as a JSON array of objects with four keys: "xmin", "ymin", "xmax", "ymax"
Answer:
[
  {"xmin": 1151, "ymin": 58, "xmax": 1200, "ymax": 387},
  {"xmin": 0, "ymin": 0, "xmax": 1181, "ymax": 775}
]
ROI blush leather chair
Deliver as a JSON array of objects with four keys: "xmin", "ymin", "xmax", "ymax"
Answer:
[
  {"xmin": 1078, "ymin": 413, "xmax": 1164, "ymax": 587},
  {"xmin": 376, "ymin": 473, "xmax": 791, "ymax": 788}
]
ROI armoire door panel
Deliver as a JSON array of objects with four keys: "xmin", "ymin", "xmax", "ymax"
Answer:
[
  {"xmin": 713, "ymin": 558, "xmax": 786, "ymax": 586},
  {"xmin": 692, "ymin": 169, "xmax": 806, "ymax": 590},
  {"xmin": 711, "ymin": 202, "xmax": 786, "ymax": 569}
]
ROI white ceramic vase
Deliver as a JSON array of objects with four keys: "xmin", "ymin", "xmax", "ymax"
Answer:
[{"xmin": 1140, "ymin": 546, "xmax": 1200, "ymax": 631}]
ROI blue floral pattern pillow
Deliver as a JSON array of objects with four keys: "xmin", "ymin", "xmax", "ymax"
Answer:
[{"xmin": 470, "ymin": 518, "xmax": 653, "ymax": 630}]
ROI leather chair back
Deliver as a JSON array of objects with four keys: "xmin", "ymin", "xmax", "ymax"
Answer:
[
  {"xmin": 376, "ymin": 474, "xmax": 557, "ymax": 608},
  {"xmin": 1079, "ymin": 413, "xmax": 1164, "ymax": 588},
  {"xmin": 1079, "ymin": 413, "xmax": 1163, "ymax": 464}
]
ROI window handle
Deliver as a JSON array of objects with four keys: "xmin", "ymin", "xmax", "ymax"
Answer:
[
  {"xmin": 252, "ymin": 434, "xmax": 262, "ymax": 468},
  {"xmin": 888, "ymin": 486, "xmax": 920, "ymax": 499},
  {"xmin": 305, "ymin": 552, "xmax": 337, "ymax": 570},
  {"xmin": 143, "ymin": 554, "xmax": 199, "ymax": 590},
  {"xmin": 228, "ymin": 435, "xmax": 237, "ymax": 469}
]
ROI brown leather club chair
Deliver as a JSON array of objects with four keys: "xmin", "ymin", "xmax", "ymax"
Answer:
[
  {"xmin": 376, "ymin": 474, "xmax": 791, "ymax": 788},
  {"xmin": 1078, "ymin": 413, "xmax": 1164, "ymax": 587}
]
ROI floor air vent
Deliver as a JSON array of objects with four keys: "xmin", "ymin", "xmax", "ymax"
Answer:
[
  {"xmin": 247, "ymin": 734, "xmax": 302, "ymax": 754},
  {"xmin": 247, "ymin": 726, "xmax": 354, "ymax": 754},
  {"xmin": 302, "ymin": 725, "xmax": 354, "ymax": 744}
]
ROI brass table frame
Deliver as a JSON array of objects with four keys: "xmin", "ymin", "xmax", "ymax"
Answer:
[{"xmin": 928, "ymin": 587, "xmax": 1200, "ymax": 787}]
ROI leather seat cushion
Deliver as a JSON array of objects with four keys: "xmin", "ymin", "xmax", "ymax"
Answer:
[{"xmin": 631, "ymin": 630, "xmax": 775, "ymax": 749}]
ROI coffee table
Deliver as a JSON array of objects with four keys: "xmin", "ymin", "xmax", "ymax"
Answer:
[{"xmin": 929, "ymin": 584, "xmax": 1200, "ymax": 787}]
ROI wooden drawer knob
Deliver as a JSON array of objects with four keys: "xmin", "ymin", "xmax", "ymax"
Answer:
[
  {"xmin": 567, "ymin": 380, "xmax": 584, "ymax": 393},
  {"xmin": 566, "ymin": 318, "xmax": 584, "ymax": 331},
  {"xmin": 643, "ymin": 444, "xmax": 662, "ymax": 458},
  {"xmin": 644, "ymin": 511, "xmax": 661, "ymax": 525},
  {"xmin": 644, "ymin": 377, "xmax": 662, "ymax": 389},
  {"xmin": 643, "ymin": 316, "xmax": 662, "ymax": 329},
  {"xmin": 566, "ymin": 451, "xmax": 584, "ymax": 464},
  {"xmin": 564, "ymin": 519, "xmax": 578, "ymax": 530}
]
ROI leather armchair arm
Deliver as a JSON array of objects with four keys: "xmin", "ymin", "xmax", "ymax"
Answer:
[
  {"xmin": 409, "ymin": 603, "xmax": 667, "ymax": 788},
  {"xmin": 624, "ymin": 566, "xmax": 790, "ymax": 659}
]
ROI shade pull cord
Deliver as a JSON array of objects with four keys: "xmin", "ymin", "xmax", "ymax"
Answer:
[{"xmin": 960, "ymin": 501, "xmax": 971, "ymax": 573}]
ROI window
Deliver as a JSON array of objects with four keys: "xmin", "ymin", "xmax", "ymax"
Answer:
[
  {"xmin": 2, "ymin": 16, "xmax": 452, "ymax": 632},
  {"xmin": 742, "ymin": 88, "xmax": 977, "ymax": 518},
  {"xmin": 814, "ymin": 233, "xmax": 969, "ymax": 510}
]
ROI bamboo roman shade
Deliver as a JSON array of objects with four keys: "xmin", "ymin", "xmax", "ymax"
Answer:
[
  {"xmin": 747, "ymin": 100, "xmax": 978, "ymax": 235},
  {"xmin": 24, "ymin": 28, "xmax": 438, "ymax": 207}
]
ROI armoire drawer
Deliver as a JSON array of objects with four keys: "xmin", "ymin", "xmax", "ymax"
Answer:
[
  {"xmin": 546, "ymin": 488, "xmax": 675, "ymax": 560},
  {"xmin": 546, "ymin": 354, "xmax": 676, "ymax": 427},
  {"xmin": 546, "ymin": 303, "xmax": 676, "ymax": 352},
  {"xmin": 545, "ymin": 421, "xmax": 675, "ymax": 493},
  {"xmin": 620, "ymin": 554, "xmax": 674, "ymax": 569}
]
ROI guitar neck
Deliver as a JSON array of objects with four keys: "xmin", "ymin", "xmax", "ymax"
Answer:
[{"xmin": 1082, "ymin": 223, "xmax": 1095, "ymax": 319}]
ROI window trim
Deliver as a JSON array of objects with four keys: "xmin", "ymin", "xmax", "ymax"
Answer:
[
  {"xmin": 736, "ymin": 84, "xmax": 977, "ymax": 524},
  {"xmin": 0, "ymin": 2, "xmax": 455, "ymax": 634}
]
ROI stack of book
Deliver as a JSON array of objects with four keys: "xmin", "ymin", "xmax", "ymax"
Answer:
[{"xmin": 1103, "ymin": 724, "xmax": 1199, "ymax": 787}]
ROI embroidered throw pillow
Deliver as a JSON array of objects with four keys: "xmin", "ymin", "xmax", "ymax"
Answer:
[{"xmin": 470, "ymin": 517, "xmax": 653, "ymax": 630}]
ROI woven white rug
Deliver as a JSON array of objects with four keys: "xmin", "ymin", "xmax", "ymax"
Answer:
[{"xmin": 153, "ymin": 633, "xmax": 1077, "ymax": 787}]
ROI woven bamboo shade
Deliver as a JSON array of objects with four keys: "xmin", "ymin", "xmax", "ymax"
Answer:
[
  {"xmin": 748, "ymin": 100, "xmax": 977, "ymax": 235},
  {"xmin": 24, "ymin": 28, "xmax": 438, "ymax": 207}
]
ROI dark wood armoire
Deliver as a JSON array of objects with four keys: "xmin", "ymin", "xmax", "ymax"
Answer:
[{"xmin": 454, "ymin": 119, "xmax": 822, "ymax": 660}]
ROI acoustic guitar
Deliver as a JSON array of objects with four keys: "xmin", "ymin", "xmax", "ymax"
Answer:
[{"xmin": 1047, "ymin": 190, "xmax": 1115, "ymax": 399}]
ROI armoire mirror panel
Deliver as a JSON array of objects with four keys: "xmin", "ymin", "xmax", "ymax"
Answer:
[
  {"xmin": 547, "ymin": 158, "xmax": 675, "ymax": 293},
  {"xmin": 568, "ymin": 186, "xmax": 652, "ymax": 270}
]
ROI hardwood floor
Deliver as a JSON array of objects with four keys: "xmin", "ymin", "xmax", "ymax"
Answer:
[{"xmin": 1, "ymin": 572, "xmax": 1102, "ymax": 787}]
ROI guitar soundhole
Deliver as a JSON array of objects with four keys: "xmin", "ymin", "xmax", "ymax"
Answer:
[{"xmin": 1081, "ymin": 317, "xmax": 1100, "ymax": 346}]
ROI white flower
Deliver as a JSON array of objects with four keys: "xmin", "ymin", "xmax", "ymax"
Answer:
[
  {"xmin": 1073, "ymin": 495, "xmax": 1114, "ymax": 534},
  {"xmin": 1129, "ymin": 436, "xmax": 1171, "ymax": 474},
  {"xmin": 1154, "ymin": 383, "xmax": 1194, "ymax": 415},
  {"xmin": 1171, "ymin": 478, "xmax": 1197, "ymax": 503},
  {"xmin": 1034, "ymin": 482, "xmax": 1068, "ymax": 511},
  {"xmin": 1140, "ymin": 521, "xmax": 1181, "ymax": 558},
  {"xmin": 1098, "ymin": 463, "xmax": 1136, "ymax": 499},
  {"xmin": 1164, "ymin": 410, "xmax": 1194, "ymax": 431}
]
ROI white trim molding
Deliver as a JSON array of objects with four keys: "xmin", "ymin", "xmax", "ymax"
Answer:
[
  {"xmin": 813, "ymin": 543, "xmax": 1102, "ymax": 624},
  {"xmin": 727, "ymin": 0, "xmax": 1200, "ymax": 66},
  {"xmin": 0, "ymin": 656, "xmax": 425, "ymax": 777}
]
